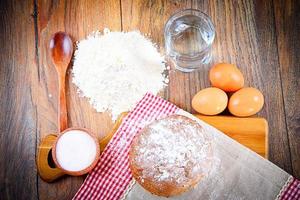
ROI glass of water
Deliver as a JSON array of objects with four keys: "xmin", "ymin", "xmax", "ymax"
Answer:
[{"xmin": 164, "ymin": 9, "xmax": 215, "ymax": 72}]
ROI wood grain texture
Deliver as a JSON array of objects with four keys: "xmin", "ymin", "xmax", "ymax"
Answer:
[
  {"xmin": 0, "ymin": 0, "xmax": 38, "ymax": 199},
  {"xmin": 34, "ymin": 0, "xmax": 121, "ymax": 199},
  {"xmin": 0, "ymin": 0, "xmax": 299, "ymax": 199},
  {"xmin": 273, "ymin": 0, "xmax": 300, "ymax": 178}
]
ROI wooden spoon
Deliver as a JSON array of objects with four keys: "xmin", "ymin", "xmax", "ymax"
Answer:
[
  {"xmin": 49, "ymin": 31, "xmax": 73, "ymax": 132},
  {"xmin": 37, "ymin": 32, "xmax": 73, "ymax": 182}
]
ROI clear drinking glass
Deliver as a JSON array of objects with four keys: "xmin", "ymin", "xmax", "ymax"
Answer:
[{"xmin": 164, "ymin": 9, "xmax": 215, "ymax": 72}]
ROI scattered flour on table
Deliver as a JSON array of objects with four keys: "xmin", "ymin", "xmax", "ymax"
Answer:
[{"xmin": 72, "ymin": 29, "xmax": 167, "ymax": 120}]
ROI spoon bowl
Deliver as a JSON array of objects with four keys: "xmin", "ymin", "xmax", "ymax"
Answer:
[{"xmin": 50, "ymin": 32, "xmax": 73, "ymax": 72}]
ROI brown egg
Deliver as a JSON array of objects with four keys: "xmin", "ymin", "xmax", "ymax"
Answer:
[
  {"xmin": 209, "ymin": 63, "xmax": 244, "ymax": 92},
  {"xmin": 228, "ymin": 87, "xmax": 264, "ymax": 117},
  {"xmin": 192, "ymin": 87, "xmax": 228, "ymax": 115}
]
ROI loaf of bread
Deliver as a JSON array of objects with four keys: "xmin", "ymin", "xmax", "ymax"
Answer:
[{"xmin": 129, "ymin": 115, "xmax": 213, "ymax": 197}]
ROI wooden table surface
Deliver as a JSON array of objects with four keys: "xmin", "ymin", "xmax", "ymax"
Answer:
[{"xmin": 0, "ymin": 0, "xmax": 299, "ymax": 199}]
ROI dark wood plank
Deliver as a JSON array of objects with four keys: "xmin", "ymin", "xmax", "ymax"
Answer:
[
  {"xmin": 35, "ymin": 0, "xmax": 121, "ymax": 199},
  {"xmin": 0, "ymin": 0, "xmax": 38, "ymax": 199},
  {"xmin": 273, "ymin": 0, "xmax": 300, "ymax": 179},
  {"xmin": 0, "ymin": 0, "xmax": 297, "ymax": 199},
  {"xmin": 122, "ymin": 0, "xmax": 191, "ymax": 47},
  {"xmin": 192, "ymin": 0, "xmax": 292, "ymax": 174}
]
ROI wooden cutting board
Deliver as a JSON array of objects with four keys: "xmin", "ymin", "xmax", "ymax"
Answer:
[
  {"xmin": 195, "ymin": 115, "xmax": 268, "ymax": 158},
  {"xmin": 37, "ymin": 113, "xmax": 268, "ymax": 182}
]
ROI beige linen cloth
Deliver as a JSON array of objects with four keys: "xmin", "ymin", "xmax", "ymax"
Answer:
[{"xmin": 122, "ymin": 110, "xmax": 290, "ymax": 200}]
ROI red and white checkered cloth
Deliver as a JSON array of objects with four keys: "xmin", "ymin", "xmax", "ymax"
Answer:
[
  {"xmin": 278, "ymin": 177, "xmax": 300, "ymax": 200},
  {"xmin": 73, "ymin": 93, "xmax": 178, "ymax": 200},
  {"xmin": 73, "ymin": 92, "xmax": 300, "ymax": 200}
]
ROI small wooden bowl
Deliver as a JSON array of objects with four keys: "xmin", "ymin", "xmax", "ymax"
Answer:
[
  {"xmin": 37, "ymin": 112, "xmax": 128, "ymax": 182},
  {"xmin": 52, "ymin": 127, "xmax": 100, "ymax": 176}
]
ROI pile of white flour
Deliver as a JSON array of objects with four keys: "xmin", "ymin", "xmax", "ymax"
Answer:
[{"xmin": 72, "ymin": 29, "xmax": 167, "ymax": 120}]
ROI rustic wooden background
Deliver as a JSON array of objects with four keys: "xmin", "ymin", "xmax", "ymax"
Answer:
[{"xmin": 0, "ymin": 0, "xmax": 299, "ymax": 199}]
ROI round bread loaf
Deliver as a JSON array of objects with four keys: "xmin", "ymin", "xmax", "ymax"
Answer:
[{"xmin": 129, "ymin": 115, "xmax": 213, "ymax": 197}]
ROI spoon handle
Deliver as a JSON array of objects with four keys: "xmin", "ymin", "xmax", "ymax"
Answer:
[{"xmin": 59, "ymin": 73, "xmax": 68, "ymax": 132}]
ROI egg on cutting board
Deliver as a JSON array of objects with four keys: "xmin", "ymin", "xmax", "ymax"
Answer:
[
  {"xmin": 192, "ymin": 87, "xmax": 228, "ymax": 115},
  {"xmin": 228, "ymin": 87, "xmax": 264, "ymax": 117},
  {"xmin": 209, "ymin": 63, "xmax": 244, "ymax": 92}
]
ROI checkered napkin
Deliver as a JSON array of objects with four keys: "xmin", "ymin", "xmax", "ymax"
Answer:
[
  {"xmin": 73, "ymin": 93, "xmax": 178, "ymax": 200},
  {"xmin": 73, "ymin": 93, "xmax": 299, "ymax": 200},
  {"xmin": 277, "ymin": 177, "xmax": 300, "ymax": 200}
]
